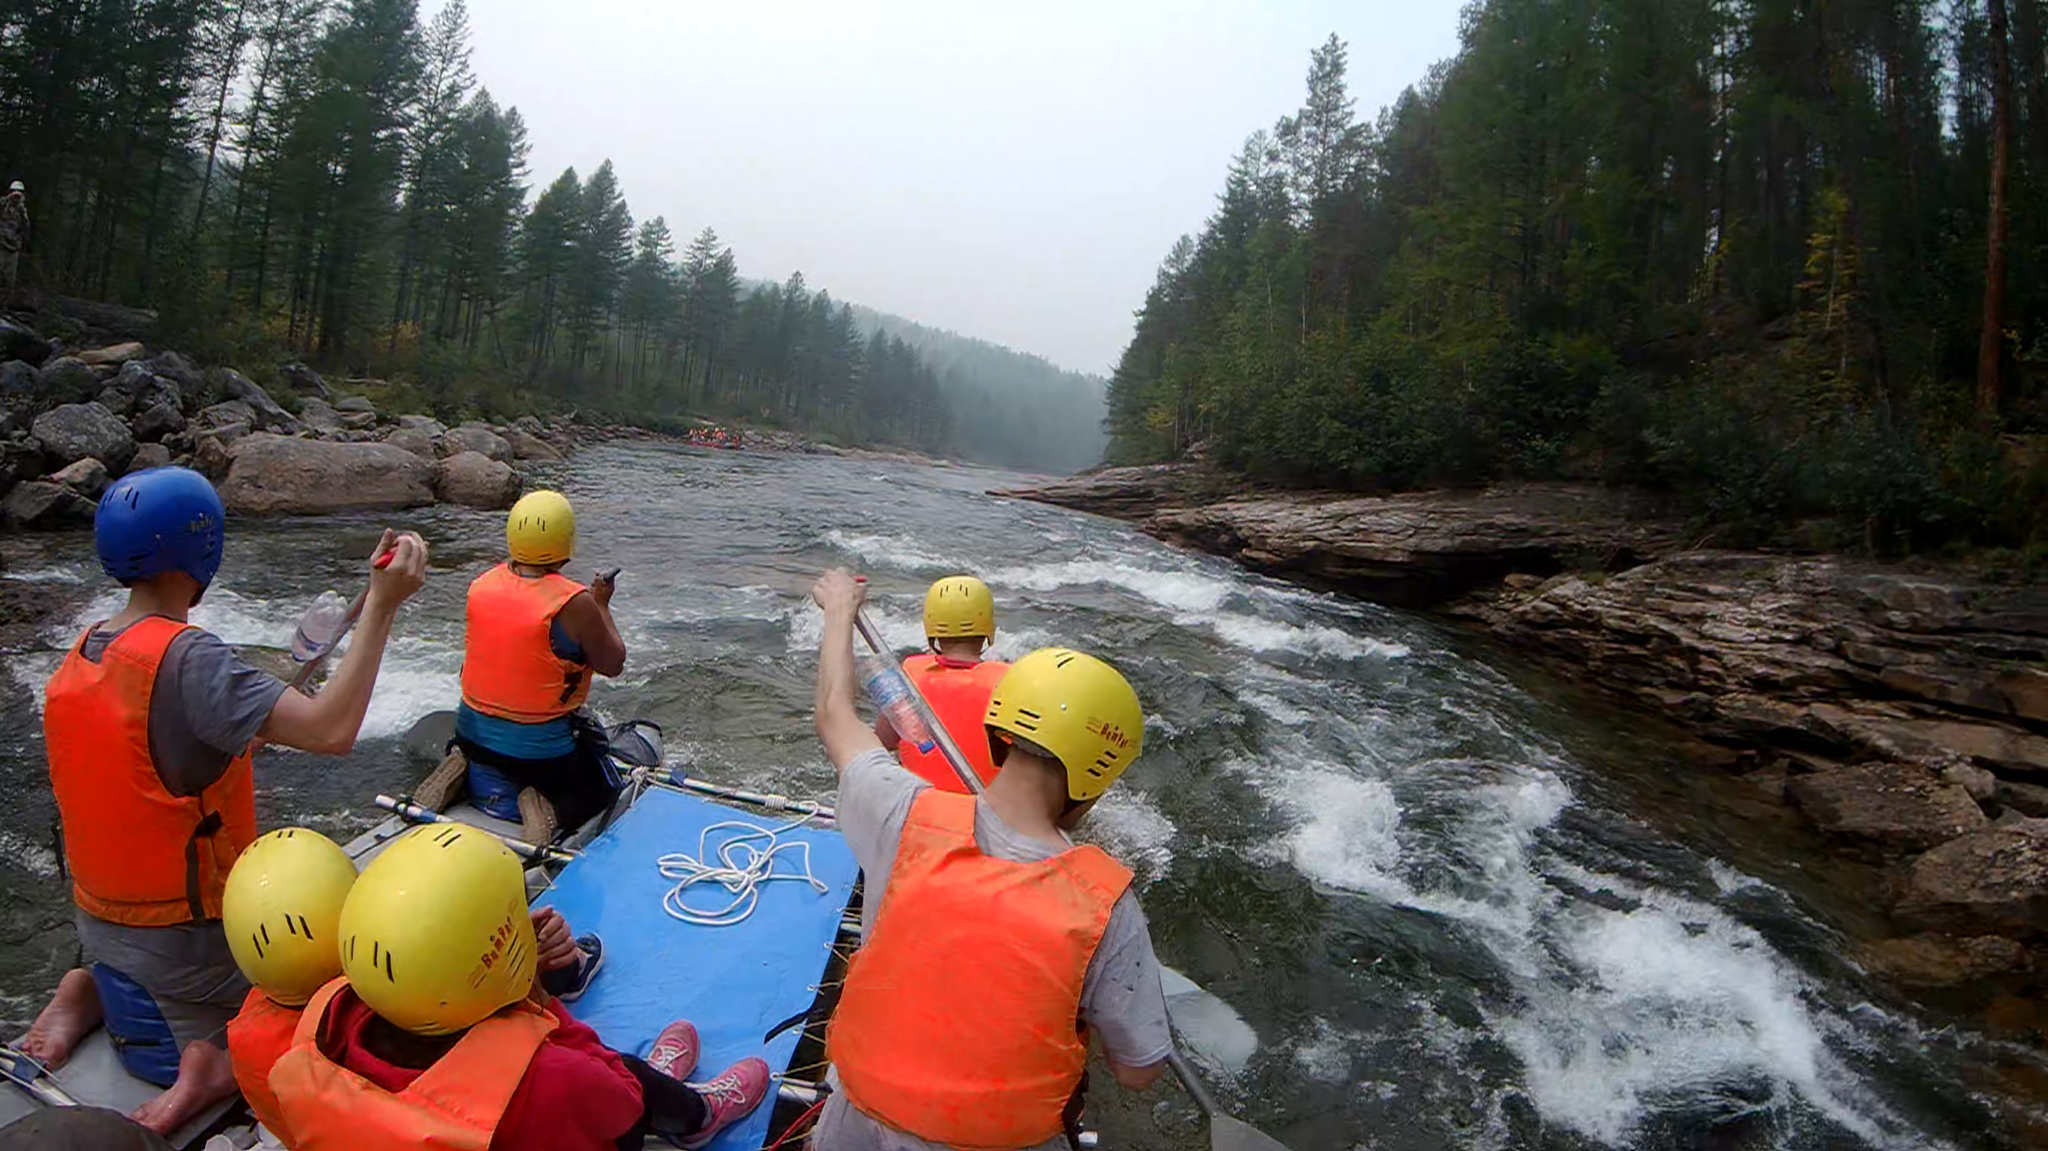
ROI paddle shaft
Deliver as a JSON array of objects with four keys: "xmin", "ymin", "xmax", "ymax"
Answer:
[
  {"xmin": 375, "ymin": 794, "xmax": 579, "ymax": 864},
  {"xmin": 852, "ymin": 609, "xmax": 985, "ymax": 797}
]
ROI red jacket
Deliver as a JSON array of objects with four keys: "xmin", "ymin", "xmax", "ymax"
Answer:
[{"xmin": 322, "ymin": 989, "xmax": 644, "ymax": 1151}]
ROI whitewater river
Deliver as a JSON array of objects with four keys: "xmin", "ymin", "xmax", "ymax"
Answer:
[{"xmin": 0, "ymin": 441, "xmax": 2035, "ymax": 1149}]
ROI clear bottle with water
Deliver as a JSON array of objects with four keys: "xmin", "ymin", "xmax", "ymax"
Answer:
[
  {"xmin": 861, "ymin": 654, "xmax": 937, "ymax": 753},
  {"xmin": 290, "ymin": 590, "xmax": 351, "ymax": 664}
]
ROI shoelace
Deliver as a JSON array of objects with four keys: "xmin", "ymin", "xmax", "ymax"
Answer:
[
  {"xmin": 646, "ymin": 1039, "xmax": 693, "ymax": 1077},
  {"xmin": 690, "ymin": 1067, "xmax": 755, "ymax": 1111}
]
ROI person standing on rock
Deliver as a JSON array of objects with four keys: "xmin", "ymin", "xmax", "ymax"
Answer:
[
  {"xmin": 414, "ymin": 488, "xmax": 627, "ymax": 848},
  {"xmin": 0, "ymin": 180, "xmax": 28, "ymax": 305},
  {"xmin": 19, "ymin": 466, "xmax": 430, "ymax": 1137}
]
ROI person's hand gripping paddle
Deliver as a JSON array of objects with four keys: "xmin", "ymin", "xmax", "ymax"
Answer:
[{"xmin": 844, "ymin": 578, "xmax": 1293, "ymax": 1151}]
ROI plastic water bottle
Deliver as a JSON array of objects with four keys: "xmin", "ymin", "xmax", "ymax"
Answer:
[
  {"xmin": 290, "ymin": 590, "xmax": 351, "ymax": 664},
  {"xmin": 861, "ymin": 655, "xmax": 937, "ymax": 754}
]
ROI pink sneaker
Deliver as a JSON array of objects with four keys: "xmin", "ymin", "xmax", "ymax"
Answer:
[
  {"xmin": 644, "ymin": 1020, "xmax": 700, "ymax": 1082},
  {"xmin": 680, "ymin": 1057, "xmax": 771, "ymax": 1149}
]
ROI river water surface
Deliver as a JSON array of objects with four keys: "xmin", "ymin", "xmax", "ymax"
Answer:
[{"xmin": 0, "ymin": 442, "xmax": 2038, "ymax": 1149}]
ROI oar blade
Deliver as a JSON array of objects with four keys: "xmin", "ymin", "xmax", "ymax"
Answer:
[{"xmin": 1209, "ymin": 1113, "xmax": 1292, "ymax": 1151}]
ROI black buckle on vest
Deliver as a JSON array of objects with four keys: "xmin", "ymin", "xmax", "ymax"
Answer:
[{"xmin": 185, "ymin": 810, "xmax": 224, "ymax": 921}]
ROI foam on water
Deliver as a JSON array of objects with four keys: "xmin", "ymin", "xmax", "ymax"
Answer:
[
  {"xmin": 1239, "ymin": 689, "xmax": 1314, "ymax": 727},
  {"xmin": 357, "ymin": 636, "xmax": 464, "ymax": 739},
  {"xmin": 1083, "ymin": 788, "xmax": 1175, "ymax": 882},
  {"xmin": 1294, "ymin": 1017, "xmax": 1364, "ymax": 1082},
  {"xmin": 0, "ymin": 828, "xmax": 58, "ymax": 879},
  {"xmin": 1496, "ymin": 879, "xmax": 1937, "ymax": 1149},
  {"xmin": 1260, "ymin": 758, "xmax": 1407, "ymax": 901},
  {"xmin": 3, "ymin": 567, "xmax": 85, "ymax": 584},
  {"xmin": 823, "ymin": 529, "xmax": 963, "ymax": 574},
  {"xmin": 1239, "ymin": 722, "xmax": 1927, "ymax": 1148},
  {"xmin": 987, "ymin": 558, "xmax": 1234, "ymax": 613},
  {"xmin": 1193, "ymin": 611, "xmax": 1410, "ymax": 661}
]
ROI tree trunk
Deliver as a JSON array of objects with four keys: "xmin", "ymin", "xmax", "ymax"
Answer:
[
  {"xmin": 191, "ymin": 1, "xmax": 249, "ymax": 241},
  {"xmin": 1979, "ymin": 0, "xmax": 2013, "ymax": 418}
]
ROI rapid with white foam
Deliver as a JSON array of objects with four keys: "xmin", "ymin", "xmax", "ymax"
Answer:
[{"xmin": 0, "ymin": 441, "xmax": 2012, "ymax": 1148}]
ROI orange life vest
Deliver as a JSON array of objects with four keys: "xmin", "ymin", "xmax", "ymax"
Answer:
[
  {"xmin": 44, "ymin": 616, "xmax": 258, "ymax": 927},
  {"xmin": 460, "ymin": 564, "xmax": 591, "ymax": 724},
  {"xmin": 268, "ymin": 977, "xmax": 559, "ymax": 1151},
  {"xmin": 829, "ymin": 790, "xmax": 1132, "ymax": 1150},
  {"xmin": 899, "ymin": 654, "xmax": 1008, "ymax": 792},
  {"xmin": 227, "ymin": 987, "xmax": 301, "ymax": 1144}
]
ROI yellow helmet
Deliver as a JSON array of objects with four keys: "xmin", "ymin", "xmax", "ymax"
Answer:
[
  {"xmin": 985, "ymin": 648, "xmax": 1145, "ymax": 802},
  {"xmin": 223, "ymin": 828, "xmax": 358, "ymax": 1007},
  {"xmin": 506, "ymin": 490, "xmax": 575, "ymax": 565},
  {"xmin": 337, "ymin": 824, "xmax": 536, "ymax": 1036},
  {"xmin": 924, "ymin": 576, "xmax": 995, "ymax": 641}
]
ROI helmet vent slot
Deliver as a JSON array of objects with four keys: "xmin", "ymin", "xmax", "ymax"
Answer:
[{"xmin": 250, "ymin": 932, "xmax": 266, "ymax": 959}]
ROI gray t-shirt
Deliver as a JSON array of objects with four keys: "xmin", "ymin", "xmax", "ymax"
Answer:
[
  {"xmin": 79, "ymin": 620, "xmax": 288, "ymax": 796},
  {"xmin": 819, "ymin": 749, "xmax": 1172, "ymax": 1151}
]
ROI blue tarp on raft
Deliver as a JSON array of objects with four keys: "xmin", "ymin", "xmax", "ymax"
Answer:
[{"xmin": 536, "ymin": 786, "xmax": 860, "ymax": 1151}]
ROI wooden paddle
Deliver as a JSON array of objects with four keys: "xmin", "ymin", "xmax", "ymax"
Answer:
[{"xmin": 851, "ymin": 606, "xmax": 1295, "ymax": 1151}]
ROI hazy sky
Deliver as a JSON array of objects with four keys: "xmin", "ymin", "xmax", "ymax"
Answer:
[{"xmin": 452, "ymin": 1, "xmax": 1464, "ymax": 374}]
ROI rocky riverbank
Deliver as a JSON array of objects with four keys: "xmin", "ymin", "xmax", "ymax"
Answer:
[
  {"xmin": 1000, "ymin": 463, "xmax": 2048, "ymax": 998},
  {"xmin": 0, "ymin": 312, "xmax": 587, "ymax": 528}
]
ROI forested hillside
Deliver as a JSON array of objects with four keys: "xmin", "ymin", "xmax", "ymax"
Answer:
[
  {"xmin": 848, "ymin": 304, "xmax": 1108, "ymax": 474},
  {"xmin": 0, "ymin": 0, "xmax": 1100, "ymax": 469},
  {"xmin": 1107, "ymin": 6, "xmax": 2048, "ymax": 553}
]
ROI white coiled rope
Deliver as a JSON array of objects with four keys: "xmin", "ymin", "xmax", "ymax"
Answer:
[{"xmin": 657, "ymin": 816, "xmax": 829, "ymax": 927}]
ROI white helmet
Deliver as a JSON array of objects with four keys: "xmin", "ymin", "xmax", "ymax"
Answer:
[{"xmin": 7, "ymin": 181, "xmax": 22, "ymax": 193}]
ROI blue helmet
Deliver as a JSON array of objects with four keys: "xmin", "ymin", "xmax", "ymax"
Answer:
[{"xmin": 95, "ymin": 467, "xmax": 226, "ymax": 588}]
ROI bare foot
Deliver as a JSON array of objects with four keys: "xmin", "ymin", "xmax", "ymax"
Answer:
[
  {"xmin": 131, "ymin": 1040, "xmax": 237, "ymax": 1136},
  {"xmin": 19, "ymin": 968, "xmax": 101, "ymax": 1069}
]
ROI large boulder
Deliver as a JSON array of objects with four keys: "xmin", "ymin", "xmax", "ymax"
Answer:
[
  {"xmin": 333, "ymin": 395, "xmax": 376, "ymax": 415},
  {"xmin": 143, "ymin": 351, "xmax": 203, "ymax": 408},
  {"xmin": 77, "ymin": 342, "xmax": 146, "ymax": 368},
  {"xmin": 94, "ymin": 385, "xmax": 134, "ymax": 418},
  {"xmin": 1785, "ymin": 764, "xmax": 1988, "ymax": 853},
  {"xmin": 128, "ymin": 442, "xmax": 171, "ymax": 472},
  {"xmin": 36, "ymin": 357, "xmax": 101, "ymax": 407},
  {"xmin": 47, "ymin": 456, "xmax": 108, "ymax": 498},
  {"xmin": 442, "ymin": 423, "xmax": 511, "ymax": 462},
  {"xmin": 1854, "ymin": 933, "xmax": 2030, "ymax": 988},
  {"xmin": 1894, "ymin": 821, "xmax": 2048, "ymax": 938},
  {"xmin": 504, "ymin": 428, "xmax": 563, "ymax": 462},
  {"xmin": 383, "ymin": 426, "xmax": 437, "ymax": 460},
  {"xmin": 297, "ymin": 397, "xmax": 346, "ymax": 434},
  {"xmin": 217, "ymin": 370, "xmax": 302, "ymax": 433},
  {"xmin": 434, "ymin": 450, "xmax": 520, "ymax": 509},
  {"xmin": 0, "ymin": 361, "xmax": 34, "ymax": 434},
  {"xmin": 132, "ymin": 401, "xmax": 187, "ymax": 443},
  {"xmin": 0, "ymin": 438, "xmax": 42, "ymax": 491},
  {"xmin": 0, "ymin": 318, "xmax": 52, "ymax": 366},
  {"xmin": 2, "ymin": 480, "xmax": 94, "ymax": 529},
  {"xmin": 192, "ymin": 426, "xmax": 243, "ymax": 480},
  {"xmin": 195, "ymin": 399, "xmax": 258, "ymax": 431},
  {"xmin": 31, "ymin": 403, "xmax": 134, "ymax": 473},
  {"xmin": 278, "ymin": 361, "xmax": 330, "ymax": 398},
  {"xmin": 395, "ymin": 414, "xmax": 447, "ymax": 437},
  {"xmin": 217, "ymin": 433, "xmax": 435, "ymax": 515}
]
